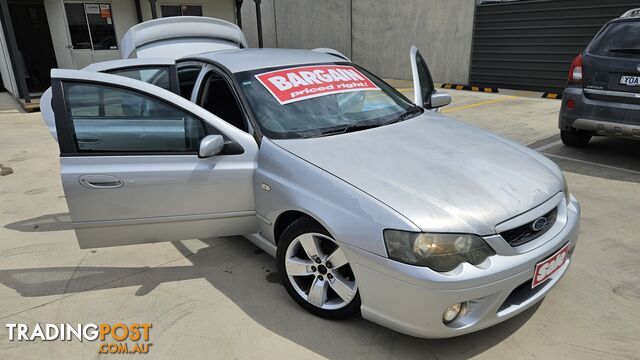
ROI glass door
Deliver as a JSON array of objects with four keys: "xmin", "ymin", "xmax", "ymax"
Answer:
[{"xmin": 63, "ymin": 2, "xmax": 119, "ymax": 68}]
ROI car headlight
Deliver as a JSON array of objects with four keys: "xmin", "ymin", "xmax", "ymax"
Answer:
[
  {"xmin": 562, "ymin": 174, "xmax": 570, "ymax": 205},
  {"xmin": 383, "ymin": 230, "xmax": 495, "ymax": 272}
]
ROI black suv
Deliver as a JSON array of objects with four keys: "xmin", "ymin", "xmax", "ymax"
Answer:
[{"xmin": 559, "ymin": 8, "xmax": 640, "ymax": 147}]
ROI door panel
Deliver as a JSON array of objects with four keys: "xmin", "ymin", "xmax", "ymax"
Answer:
[
  {"xmin": 410, "ymin": 45, "xmax": 436, "ymax": 108},
  {"xmin": 61, "ymin": 155, "xmax": 257, "ymax": 248},
  {"xmin": 50, "ymin": 69, "xmax": 259, "ymax": 248}
]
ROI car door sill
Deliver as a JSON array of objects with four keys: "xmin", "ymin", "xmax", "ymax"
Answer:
[
  {"xmin": 244, "ymin": 232, "xmax": 277, "ymax": 257},
  {"xmin": 73, "ymin": 210, "xmax": 256, "ymax": 228}
]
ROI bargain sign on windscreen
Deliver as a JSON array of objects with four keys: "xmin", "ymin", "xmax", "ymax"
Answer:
[{"xmin": 255, "ymin": 65, "xmax": 380, "ymax": 105}]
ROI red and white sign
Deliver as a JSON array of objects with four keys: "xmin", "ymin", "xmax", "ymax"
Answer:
[
  {"xmin": 532, "ymin": 243, "xmax": 569, "ymax": 288},
  {"xmin": 255, "ymin": 65, "xmax": 379, "ymax": 105}
]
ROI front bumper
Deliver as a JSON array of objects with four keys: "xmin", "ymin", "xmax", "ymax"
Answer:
[
  {"xmin": 345, "ymin": 196, "xmax": 581, "ymax": 338},
  {"xmin": 559, "ymin": 87, "xmax": 640, "ymax": 139}
]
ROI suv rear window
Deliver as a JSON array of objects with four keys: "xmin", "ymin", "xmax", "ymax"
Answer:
[{"xmin": 589, "ymin": 21, "xmax": 640, "ymax": 57}]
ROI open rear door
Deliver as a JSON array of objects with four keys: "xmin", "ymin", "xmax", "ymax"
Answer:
[
  {"xmin": 121, "ymin": 16, "xmax": 248, "ymax": 59},
  {"xmin": 82, "ymin": 58, "xmax": 181, "ymax": 95},
  {"xmin": 410, "ymin": 45, "xmax": 450, "ymax": 110}
]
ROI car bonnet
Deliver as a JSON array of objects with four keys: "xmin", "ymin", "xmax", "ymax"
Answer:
[{"xmin": 271, "ymin": 113, "xmax": 562, "ymax": 236}]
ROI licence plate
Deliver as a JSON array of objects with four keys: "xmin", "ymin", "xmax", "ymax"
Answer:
[
  {"xmin": 620, "ymin": 75, "xmax": 640, "ymax": 86},
  {"xmin": 532, "ymin": 243, "xmax": 569, "ymax": 288}
]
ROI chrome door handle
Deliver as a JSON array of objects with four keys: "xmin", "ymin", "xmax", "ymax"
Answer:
[{"xmin": 78, "ymin": 175, "xmax": 124, "ymax": 189}]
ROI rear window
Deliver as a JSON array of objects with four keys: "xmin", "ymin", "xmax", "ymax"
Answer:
[{"xmin": 589, "ymin": 21, "xmax": 640, "ymax": 57}]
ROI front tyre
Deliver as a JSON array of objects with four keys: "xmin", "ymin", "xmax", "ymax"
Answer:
[{"xmin": 276, "ymin": 217, "xmax": 360, "ymax": 319}]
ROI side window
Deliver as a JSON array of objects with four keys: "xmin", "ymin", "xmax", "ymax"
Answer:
[
  {"xmin": 177, "ymin": 65, "xmax": 202, "ymax": 100},
  {"xmin": 63, "ymin": 82, "xmax": 207, "ymax": 153},
  {"xmin": 64, "ymin": 3, "xmax": 117, "ymax": 50},
  {"xmin": 416, "ymin": 52, "xmax": 435, "ymax": 107},
  {"xmin": 108, "ymin": 67, "xmax": 171, "ymax": 91},
  {"xmin": 199, "ymin": 71, "xmax": 247, "ymax": 132}
]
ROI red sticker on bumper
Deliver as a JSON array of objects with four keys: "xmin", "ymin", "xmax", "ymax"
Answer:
[
  {"xmin": 255, "ymin": 65, "xmax": 379, "ymax": 105},
  {"xmin": 532, "ymin": 243, "xmax": 569, "ymax": 288}
]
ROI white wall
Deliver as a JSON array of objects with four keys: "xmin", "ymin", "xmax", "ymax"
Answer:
[{"xmin": 112, "ymin": 0, "xmax": 140, "ymax": 47}]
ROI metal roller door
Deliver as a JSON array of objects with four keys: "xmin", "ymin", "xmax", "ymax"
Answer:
[{"xmin": 470, "ymin": 0, "xmax": 640, "ymax": 93}]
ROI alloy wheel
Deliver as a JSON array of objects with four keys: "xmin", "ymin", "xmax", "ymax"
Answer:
[{"xmin": 284, "ymin": 232, "xmax": 357, "ymax": 310}]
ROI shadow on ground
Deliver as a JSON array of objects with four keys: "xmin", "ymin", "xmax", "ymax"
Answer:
[
  {"xmin": 0, "ymin": 237, "xmax": 541, "ymax": 359},
  {"xmin": 4, "ymin": 212, "xmax": 73, "ymax": 232},
  {"xmin": 541, "ymin": 137, "xmax": 640, "ymax": 183}
]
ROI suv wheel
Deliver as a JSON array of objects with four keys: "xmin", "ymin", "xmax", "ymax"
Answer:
[
  {"xmin": 276, "ymin": 217, "xmax": 360, "ymax": 319},
  {"xmin": 561, "ymin": 129, "xmax": 592, "ymax": 147}
]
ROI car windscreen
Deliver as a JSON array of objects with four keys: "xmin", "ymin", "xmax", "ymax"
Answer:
[
  {"xmin": 234, "ymin": 63, "xmax": 418, "ymax": 139},
  {"xmin": 589, "ymin": 20, "xmax": 640, "ymax": 57}
]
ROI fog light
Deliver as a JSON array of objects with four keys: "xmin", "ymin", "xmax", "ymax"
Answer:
[{"xmin": 443, "ymin": 302, "xmax": 467, "ymax": 324}]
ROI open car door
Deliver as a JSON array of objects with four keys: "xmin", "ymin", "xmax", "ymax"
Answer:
[
  {"xmin": 43, "ymin": 69, "xmax": 258, "ymax": 248},
  {"xmin": 82, "ymin": 58, "xmax": 181, "ymax": 95},
  {"xmin": 410, "ymin": 45, "xmax": 451, "ymax": 110},
  {"xmin": 40, "ymin": 58, "xmax": 199, "ymax": 140},
  {"xmin": 121, "ymin": 16, "xmax": 247, "ymax": 59}
]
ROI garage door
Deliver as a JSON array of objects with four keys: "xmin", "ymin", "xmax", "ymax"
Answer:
[{"xmin": 470, "ymin": 0, "xmax": 640, "ymax": 93}]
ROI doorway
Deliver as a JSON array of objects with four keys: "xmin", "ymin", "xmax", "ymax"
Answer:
[
  {"xmin": 7, "ymin": 0, "xmax": 58, "ymax": 95},
  {"xmin": 63, "ymin": 2, "xmax": 120, "ymax": 69}
]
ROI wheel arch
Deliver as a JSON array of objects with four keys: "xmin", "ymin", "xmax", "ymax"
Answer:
[{"xmin": 274, "ymin": 210, "xmax": 325, "ymax": 244}]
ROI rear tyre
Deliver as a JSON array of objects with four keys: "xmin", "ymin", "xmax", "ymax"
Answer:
[
  {"xmin": 561, "ymin": 129, "xmax": 591, "ymax": 147},
  {"xmin": 276, "ymin": 217, "xmax": 360, "ymax": 319}
]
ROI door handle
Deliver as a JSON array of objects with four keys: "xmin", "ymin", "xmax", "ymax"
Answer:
[
  {"xmin": 78, "ymin": 175, "xmax": 124, "ymax": 189},
  {"xmin": 76, "ymin": 133, "xmax": 101, "ymax": 144}
]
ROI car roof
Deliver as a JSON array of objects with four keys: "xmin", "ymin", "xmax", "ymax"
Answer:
[{"xmin": 189, "ymin": 48, "xmax": 347, "ymax": 73}]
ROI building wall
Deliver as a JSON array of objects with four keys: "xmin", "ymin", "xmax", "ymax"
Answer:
[
  {"xmin": 352, "ymin": 0, "xmax": 475, "ymax": 83},
  {"xmin": 240, "ymin": 0, "xmax": 277, "ymax": 48},
  {"xmin": 40, "ymin": 0, "xmax": 235, "ymax": 70},
  {"xmin": 272, "ymin": 0, "xmax": 351, "ymax": 58},
  {"xmin": 240, "ymin": 0, "xmax": 475, "ymax": 83}
]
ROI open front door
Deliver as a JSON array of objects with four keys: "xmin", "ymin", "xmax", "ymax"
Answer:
[
  {"xmin": 410, "ymin": 45, "xmax": 451, "ymax": 110},
  {"xmin": 46, "ymin": 69, "xmax": 259, "ymax": 248}
]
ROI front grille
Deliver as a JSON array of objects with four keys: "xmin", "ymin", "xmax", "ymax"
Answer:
[{"xmin": 500, "ymin": 207, "xmax": 558, "ymax": 247}]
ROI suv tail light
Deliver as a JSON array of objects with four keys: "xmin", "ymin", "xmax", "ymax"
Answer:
[{"xmin": 568, "ymin": 54, "xmax": 583, "ymax": 85}]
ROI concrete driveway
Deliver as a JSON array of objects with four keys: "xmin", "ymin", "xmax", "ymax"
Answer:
[{"xmin": 0, "ymin": 87, "xmax": 638, "ymax": 359}]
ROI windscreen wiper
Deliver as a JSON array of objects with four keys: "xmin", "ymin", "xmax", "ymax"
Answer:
[
  {"xmin": 309, "ymin": 123, "xmax": 381, "ymax": 138},
  {"xmin": 305, "ymin": 107, "xmax": 423, "ymax": 138},
  {"xmin": 386, "ymin": 106, "xmax": 422, "ymax": 125},
  {"xmin": 607, "ymin": 48, "xmax": 640, "ymax": 54}
]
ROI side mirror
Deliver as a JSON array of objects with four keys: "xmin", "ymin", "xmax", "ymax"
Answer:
[
  {"xmin": 199, "ymin": 135, "xmax": 224, "ymax": 158},
  {"xmin": 430, "ymin": 92, "xmax": 451, "ymax": 109}
]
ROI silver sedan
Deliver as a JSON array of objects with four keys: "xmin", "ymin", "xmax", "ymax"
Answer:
[{"xmin": 41, "ymin": 17, "xmax": 580, "ymax": 338}]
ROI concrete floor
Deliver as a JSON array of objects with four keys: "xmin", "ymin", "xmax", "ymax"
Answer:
[{"xmin": 0, "ymin": 86, "xmax": 639, "ymax": 359}]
